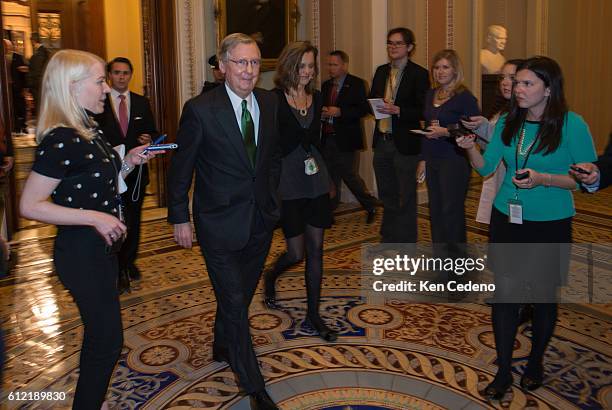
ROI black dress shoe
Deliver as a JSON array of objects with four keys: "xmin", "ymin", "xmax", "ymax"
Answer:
[
  {"xmin": 263, "ymin": 272, "xmax": 278, "ymax": 309},
  {"xmin": 307, "ymin": 315, "xmax": 338, "ymax": 342},
  {"xmin": 366, "ymin": 208, "xmax": 376, "ymax": 224},
  {"xmin": 249, "ymin": 390, "xmax": 279, "ymax": 410},
  {"xmin": 117, "ymin": 269, "xmax": 131, "ymax": 294},
  {"xmin": 483, "ymin": 373, "xmax": 512, "ymax": 400},
  {"xmin": 212, "ymin": 345, "xmax": 228, "ymax": 363},
  {"xmin": 128, "ymin": 265, "xmax": 142, "ymax": 281}
]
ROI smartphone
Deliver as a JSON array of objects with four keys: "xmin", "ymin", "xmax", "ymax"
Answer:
[
  {"xmin": 515, "ymin": 171, "xmax": 530, "ymax": 180},
  {"xmin": 143, "ymin": 143, "xmax": 178, "ymax": 152},
  {"xmin": 570, "ymin": 165, "xmax": 592, "ymax": 175},
  {"xmin": 152, "ymin": 134, "xmax": 167, "ymax": 145},
  {"xmin": 460, "ymin": 115, "xmax": 471, "ymax": 122}
]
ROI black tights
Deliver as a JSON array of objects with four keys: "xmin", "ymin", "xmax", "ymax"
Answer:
[
  {"xmin": 492, "ymin": 303, "xmax": 557, "ymax": 381},
  {"xmin": 267, "ymin": 225, "xmax": 326, "ymax": 322}
]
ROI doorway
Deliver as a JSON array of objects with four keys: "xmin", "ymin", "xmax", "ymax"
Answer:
[{"xmin": 1, "ymin": 0, "xmax": 177, "ymax": 235}]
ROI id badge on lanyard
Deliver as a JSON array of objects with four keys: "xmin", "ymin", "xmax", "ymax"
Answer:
[
  {"xmin": 304, "ymin": 154, "xmax": 319, "ymax": 175},
  {"xmin": 507, "ymin": 197, "xmax": 523, "ymax": 224}
]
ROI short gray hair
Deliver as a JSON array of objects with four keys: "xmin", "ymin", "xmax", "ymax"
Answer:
[{"xmin": 217, "ymin": 33, "xmax": 258, "ymax": 62}]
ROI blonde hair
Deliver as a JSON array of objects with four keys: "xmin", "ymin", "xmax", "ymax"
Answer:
[
  {"xmin": 430, "ymin": 49, "xmax": 467, "ymax": 95},
  {"xmin": 36, "ymin": 49, "xmax": 106, "ymax": 143}
]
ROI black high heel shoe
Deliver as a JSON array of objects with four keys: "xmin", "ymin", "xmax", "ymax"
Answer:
[
  {"xmin": 520, "ymin": 365, "xmax": 544, "ymax": 391},
  {"xmin": 307, "ymin": 316, "xmax": 338, "ymax": 342},
  {"xmin": 483, "ymin": 374, "xmax": 513, "ymax": 400},
  {"xmin": 263, "ymin": 272, "xmax": 278, "ymax": 309}
]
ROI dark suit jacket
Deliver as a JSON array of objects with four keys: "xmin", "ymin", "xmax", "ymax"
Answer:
[
  {"xmin": 27, "ymin": 45, "xmax": 50, "ymax": 92},
  {"xmin": 200, "ymin": 81, "xmax": 222, "ymax": 95},
  {"xmin": 321, "ymin": 73, "xmax": 369, "ymax": 152},
  {"xmin": 369, "ymin": 60, "xmax": 430, "ymax": 155},
  {"xmin": 167, "ymin": 85, "xmax": 281, "ymax": 251},
  {"xmin": 9, "ymin": 52, "xmax": 27, "ymax": 93},
  {"xmin": 596, "ymin": 136, "xmax": 612, "ymax": 190},
  {"xmin": 95, "ymin": 92, "xmax": 158, "ymax": 187}
]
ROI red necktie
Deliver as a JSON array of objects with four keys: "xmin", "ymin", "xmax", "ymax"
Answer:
[
  {"xmin": 323, "ymin": 81, "xmax": 338, "ymax": 134},
  {"xmin": 118, "ymin": 94, "xmax": 128, "ymax": 137},
  {"xmin": 328, "ymin": 81, "xmax": 338, "ymax": 105}
]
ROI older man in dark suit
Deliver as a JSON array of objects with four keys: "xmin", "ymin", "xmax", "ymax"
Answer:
[
  {"xmin": 96, "ymin": 57, "xmax": 158, "ymax": 284},
  {"xmin": 370, "ymin": 27, "xmax": 430, "ymax": 243},
  {"xmin": 321, "ymin": 50, "xmax": 377, "ymax": 222},
  {"xmin": 167, "ymin": 33, "xmax": 281, "ymax": 410}
]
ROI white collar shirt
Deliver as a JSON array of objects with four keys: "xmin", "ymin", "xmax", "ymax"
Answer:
[{"xmin": 224, "ymin": 83, "xmax": 260, "ymax": 144}]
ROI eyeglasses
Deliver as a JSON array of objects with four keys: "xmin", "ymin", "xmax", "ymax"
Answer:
[
  {"xmin": 227, "ymin": 58, "xmax": 261, "ymax": 69},
  {"xmin": 386, "ymin": 41, "xmax": 407, "ymax": 47}
]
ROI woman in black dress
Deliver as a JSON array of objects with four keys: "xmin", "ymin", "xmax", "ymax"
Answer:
[
  {"xmin": 263, "ymin": 42, "xmax": 338, "ymax": 342},
  {"xmin": 19, "ymin": 49, "xmax": 159, "ymax": 409}
]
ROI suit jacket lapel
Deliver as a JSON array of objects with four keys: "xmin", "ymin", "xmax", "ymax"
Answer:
[
  {"xmin": 254, "ymin": 89, "xmax": 269, "ymax": 171},
  {"xmin": 395, "ymin": 63, "xmax": 412, "ymax": 100},
  {"xmin": 106, "ymin": 95, "xmax": 123, "ymax": 135},
  {"xmin": 127, "ymin": 91, "xmax": 137, "ymax": 136},
  {"xmin": 336, "ymin": 75, "xmax": 351, "ymax": 104},
  {"xmin": 214, "ymin": 87, "xmax": 253, "ymax": 171}
]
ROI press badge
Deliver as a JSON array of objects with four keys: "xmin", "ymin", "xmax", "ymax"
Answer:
[
  {"xmin": 304, "ymin": 155, "xmax": 319, "ymax": 175},
  {"xmin": 507, "ymin": 198, "xmax": 523, "ymax": 224}
]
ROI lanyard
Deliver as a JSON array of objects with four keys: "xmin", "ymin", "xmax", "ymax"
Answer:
[
  {"xmin": 514, "ymin": 122, "xmax": 539, "ymax": 173},
  {"xmin": 513, "ymin": 122, "xmax": 540, "ymax": 199}
]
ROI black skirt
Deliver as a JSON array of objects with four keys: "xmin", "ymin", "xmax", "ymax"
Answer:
[{"xmin": 280, "ymin": 193, "xmax": 333, "ymax": 238}]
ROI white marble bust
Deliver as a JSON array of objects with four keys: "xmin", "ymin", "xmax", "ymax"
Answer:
[{"xmin": 480, "ymin": 25, "xmax": 507, "ymax": 74}]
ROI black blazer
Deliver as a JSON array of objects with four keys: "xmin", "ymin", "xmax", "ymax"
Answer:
[
  {"xmin": 369, "ymin": 60, "xmax": 430, "ymax": 155},
  {"xmin": 596, "ymin": 135, "xmax": 612, "ymax": 190},
  {"xmin": 167, "ymin": 85, "xmax": 281, "ymax": 251},
  {"xmin": 95, "ymin": 92, "xmax": 158, "ymax": 186},
  {"xmin": 321, "ymin": 73, "xmax": 369, "ymax": 152}
]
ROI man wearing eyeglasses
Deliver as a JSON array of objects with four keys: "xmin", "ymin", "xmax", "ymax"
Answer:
[
  {"xmin": 370, "ymin": 27, "xmax": 430, "ymax": 244},
  {"xmin": 167, "ymin": 33, "xmax": 281, "ymax": 410}
]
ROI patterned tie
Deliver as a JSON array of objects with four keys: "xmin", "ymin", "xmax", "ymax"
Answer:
[
  {"xmin": 118, "ymin": 94, "xmax": 128, "ymax": 137},
  {"xmin": 378, "ymin": 67, "xmax": 398, "ymax": 134},
  {"xmin": 323, "ymin": 81, "xmax": 338, "ymax": 134},
  {"xmin": 241, "ymin": 99, "xmax": 256, "ymax": 167}
]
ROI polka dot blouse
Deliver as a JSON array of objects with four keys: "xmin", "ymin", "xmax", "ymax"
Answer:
[{"xmin": 32, "ymin": 127, "xmax": 122, "ymax": 217}]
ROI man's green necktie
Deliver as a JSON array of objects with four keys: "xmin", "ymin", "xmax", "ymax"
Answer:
[{"xmin": 241, "ymin": 99, "xmax": 256, "ymax": 167}]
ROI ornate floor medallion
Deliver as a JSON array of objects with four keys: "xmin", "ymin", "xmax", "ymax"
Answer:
[{"xmin": 2, "ymin": 189, "xmax": 611, "ymax": 409}]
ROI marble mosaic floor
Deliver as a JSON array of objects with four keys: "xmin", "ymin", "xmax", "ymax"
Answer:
[{"xmin": 1, "ymin": 184, "xmax": 611, "ymax": 409}]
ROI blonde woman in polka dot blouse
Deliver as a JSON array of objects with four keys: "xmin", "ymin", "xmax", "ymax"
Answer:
[{"xmin": 19, "ymin": 50, "xmax": 160, "ymax": 409}]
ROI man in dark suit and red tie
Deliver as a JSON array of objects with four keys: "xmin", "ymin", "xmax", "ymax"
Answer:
[
  {"xmin": 167, "ymin": 33, "xmax": 281, "ymax": 410},
  {"xmin": 96, "ymin": 57, "xmax": 158, "ymax": 284},
  {"xmin": 321, "ymin": 50, "xmax": 378, "ymax": 223},
  {"xmin": 370, "ymin": 27, "xmax": 430, "ymax": 243}
]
